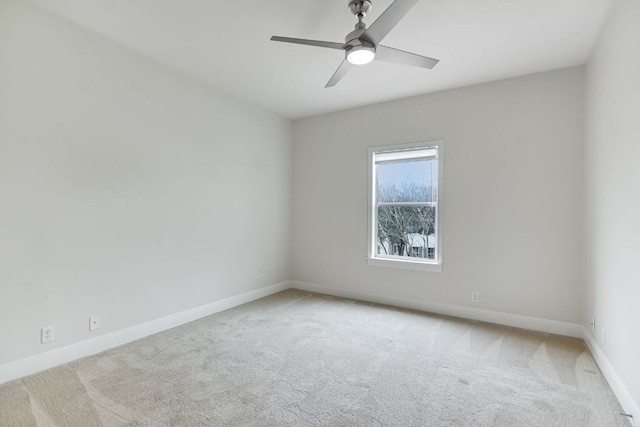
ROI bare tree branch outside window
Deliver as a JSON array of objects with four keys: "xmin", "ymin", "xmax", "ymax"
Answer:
[{"xmin": 376, "ymin": 180, "xmax": 436, "ymax": 259}]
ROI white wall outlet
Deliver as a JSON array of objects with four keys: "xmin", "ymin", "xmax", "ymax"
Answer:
[
  {"xmin": 471, "ymin": 292, "xmax": 479, "ymax": 302},
  {"xmin": 260, "ymin": 273, "xmax": 266, "ymax": 285},
  {"xmin": 591, "ymin": 318, "xmax": 596, "ymax": 332},
  {"xmin": 89, "ymin": 315, "xmax": 101, "ymax": 331},
  {"xmin": 41, "ymin": 326, "xmax": 54, "ymax": 343}
]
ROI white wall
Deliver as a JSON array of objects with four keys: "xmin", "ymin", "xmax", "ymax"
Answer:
[
  {"xmin": 293, "ymin": 67, "xmax": 585, "ymax": 324},
  {"xmin": 584, "ymin": 0, "xmax": 640, "ymax": 414},
  {"xmin": 0, "ymin": 0, "xmax": 292, "ymax": 365}
]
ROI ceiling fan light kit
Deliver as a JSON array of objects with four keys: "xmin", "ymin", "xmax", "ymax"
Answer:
[
  {"xmin": 346, "ymin": 46, "xmax": 376, "ymax": 65},
  {"xmin": 270, "ymin": 0, "xmax": 439, "ymax": 87},
  {"xmin": 346, "ymin": 43, "xmax": 376, "ymax": 65}
]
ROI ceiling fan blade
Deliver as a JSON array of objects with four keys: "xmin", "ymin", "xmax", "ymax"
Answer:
[
  {"xmin": 270, "ymin": 36, "xmax": 347, "ymax": 50},
  {"xmin": 325, "ymin": 59, "xmax": 353, "ymax": 88},
  {"xmin": 360, "ymin": 0, "xmax": 420, "ymax": 46},
  {"xmin": 375, "ymin": 45, "xmax": 439, "ymax": 69}
]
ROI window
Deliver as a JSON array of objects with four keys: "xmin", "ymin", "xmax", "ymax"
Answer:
[{"xmin": 368, "ymin": 141, "xmax": 443, "ymax": 272}]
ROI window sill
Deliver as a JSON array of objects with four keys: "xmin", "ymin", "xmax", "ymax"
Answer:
[{"xmin": 367, "ymin": 257, "xmax": 443, "ymax": 273}]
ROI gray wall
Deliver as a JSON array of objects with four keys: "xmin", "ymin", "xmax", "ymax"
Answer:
[
  {"xmin": 0, "ymin": 1, "xmax": 293, "ymax": 365},
  {"xmin": 584, "ymin": 0, "xmax": 640, "ymax": 412},
  {"xmin": 293, "ymin": 67, "xmax": 585, "ymax": 324}
]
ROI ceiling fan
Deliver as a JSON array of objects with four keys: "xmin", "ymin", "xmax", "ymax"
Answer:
[{"xmin": 270, "ymin": 0, "xmax": 439, "ymax": 88}]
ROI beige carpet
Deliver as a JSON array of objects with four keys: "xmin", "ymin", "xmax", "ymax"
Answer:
[{"xmin": 0, "ymin": 290, "xmax": 630, "ymax": 426}]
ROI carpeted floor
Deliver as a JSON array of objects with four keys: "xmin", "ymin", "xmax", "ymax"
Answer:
[{"xmin": 0, "ymin": 290, "xmax": 630, "ymax": 426}]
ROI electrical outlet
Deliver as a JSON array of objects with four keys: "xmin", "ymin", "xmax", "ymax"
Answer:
[
  {"xmin": 591, "ymin": 318, "xmax": 596, "ymax": 332},
  {"xmin": 41, "ymin": 326, "xmax": 54, "ymax": 344},
  {"xmin": 260, "ymin": 273, "xmax": 266, "ymax": 285},
  {"xmin": 471, "ymin": 292, "xmax": 479, "ymax": 302},
  {"xmin": 89, "ymin": 315, "xmax": 101, "ymax": 331}
]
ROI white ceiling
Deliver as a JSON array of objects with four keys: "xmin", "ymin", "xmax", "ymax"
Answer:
[{"xmin": 28, "ymin": 0, "xmax": 611, "ymax": 119}]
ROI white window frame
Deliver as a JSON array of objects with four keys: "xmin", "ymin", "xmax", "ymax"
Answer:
[{"xmin": 367, "ymin": 140, "xmax": 444, "ymax": 273}]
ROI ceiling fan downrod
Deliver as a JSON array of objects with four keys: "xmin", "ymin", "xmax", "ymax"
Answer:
[{"xmin": 346, "ymin": 0, "xmax": 372, "ymax": 42}]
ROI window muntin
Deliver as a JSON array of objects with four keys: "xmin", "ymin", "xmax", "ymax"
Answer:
[{"xmin": 368, "ymin": 142, "xmax": 442, "ymax": 272}]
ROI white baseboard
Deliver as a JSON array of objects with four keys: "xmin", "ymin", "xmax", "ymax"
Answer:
[
  {"xmin": 291, "ymin": 280, "xmax": 637, "ymax": 424},
  {"xmin": 0, "ymin": 281, "xmax": 291, "ymax": 386},
  {"xmin": 3, "ymin": 278, "xmax": 636, "ymax": 426},
  {"xmin": 290, "ymin": 281, "xmax": 584, "ymax": 338},
  {"xmin": 583, "ymin": 328, "xmax": 638, "ymax": 425}
]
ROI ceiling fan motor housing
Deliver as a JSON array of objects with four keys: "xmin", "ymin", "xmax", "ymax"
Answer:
[{"xmin": 349, "ymin": 0, "xmax": 372, "ymax": 18}]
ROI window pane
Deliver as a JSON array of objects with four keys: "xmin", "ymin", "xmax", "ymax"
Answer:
[
  {"xmin": 376, "ymin": 158, "xmax": 438, "ymax": 203},
  {"xmin": 376, "ymin": 205, "xmax": 436, "ymax": 259}
]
